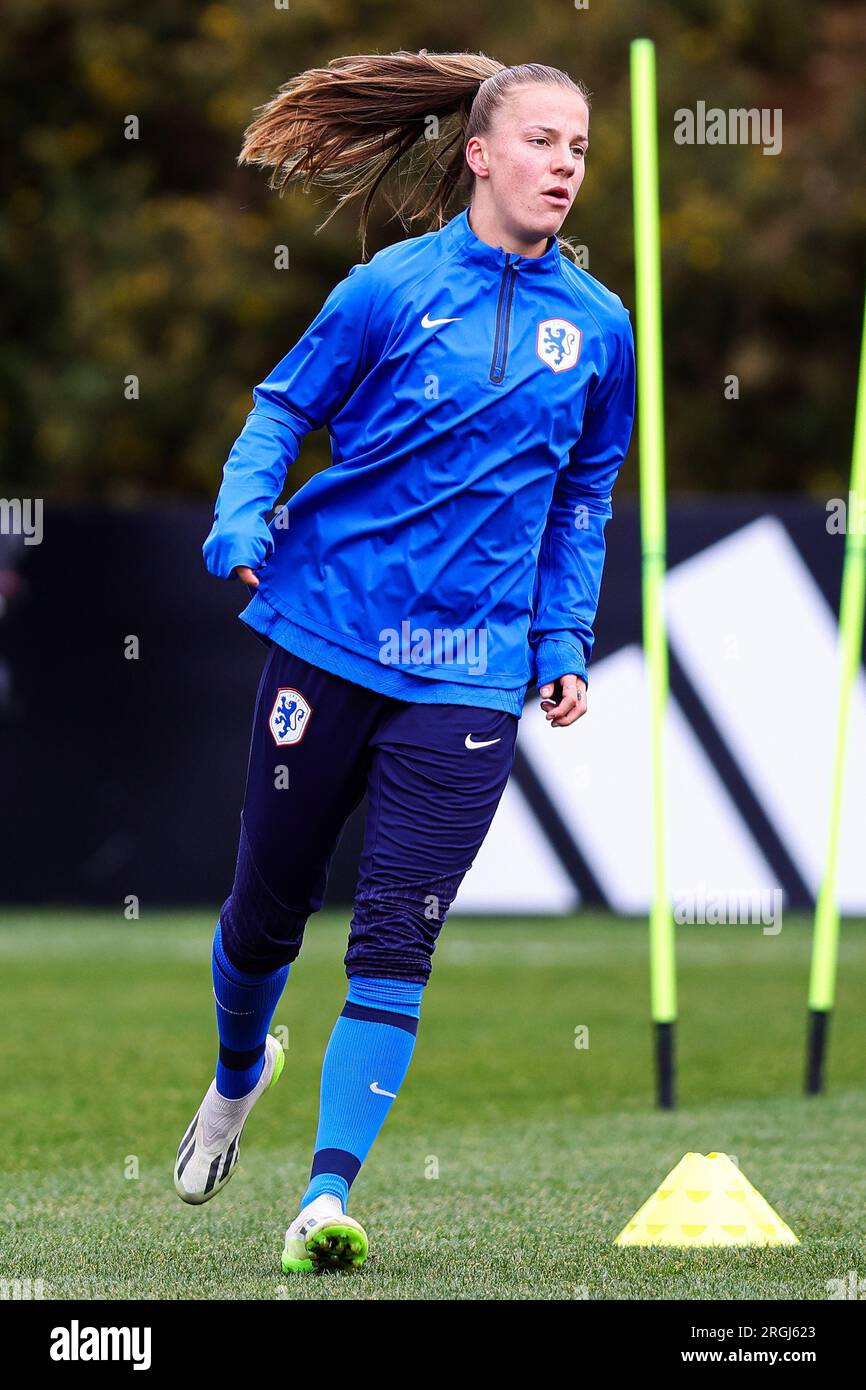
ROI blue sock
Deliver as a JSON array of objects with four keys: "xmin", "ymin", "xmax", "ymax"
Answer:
[
  {"xmin": 301, "ymin": 976, "xmax": 423, "ymax": 1211},
  {"xmin": 211, "ymin": 921, "xmax": 289, "ymax": 1099}
]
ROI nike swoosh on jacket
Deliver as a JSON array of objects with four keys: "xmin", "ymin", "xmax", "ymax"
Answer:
[{"xmin": 203, "ymin": 206, "xmax": 636, "ymax": 707}]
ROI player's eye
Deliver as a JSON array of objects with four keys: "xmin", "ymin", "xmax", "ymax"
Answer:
[{"xmin": 531, "ymin": 137, "xmax": 586, "ymax": 159}]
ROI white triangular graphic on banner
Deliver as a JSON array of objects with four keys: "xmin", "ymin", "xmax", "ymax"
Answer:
[
  {"xmin": 666, "ymin": 517, "xmax": 866, "ymax": 910},
  {"xmin": 519, "ymin": 645, "xmax": 778, "ymax": 914}
]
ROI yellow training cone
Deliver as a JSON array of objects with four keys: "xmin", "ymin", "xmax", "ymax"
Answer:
[{"xmin": 613, "ymin": 1151, "xmax": 799, "ymax": 1247}]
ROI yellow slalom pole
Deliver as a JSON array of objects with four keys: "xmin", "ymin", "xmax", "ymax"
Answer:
[
  {"xmin": 630, "ymin": 38, "xmax": 676, "ymax": 1108},
  {"xmin": 806, "ymin": 283, "xmax": 866, "ymax": 1094}
]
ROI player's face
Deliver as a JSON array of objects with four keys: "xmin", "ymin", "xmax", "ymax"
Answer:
[{"xmin": 481, "ymin": 84, "xmax": 589, "ymax": 243}]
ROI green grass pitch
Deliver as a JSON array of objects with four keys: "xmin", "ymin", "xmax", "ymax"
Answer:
[{"xmin": 1, "ymin": 909, "xmax": 863, "ymax": 1300}]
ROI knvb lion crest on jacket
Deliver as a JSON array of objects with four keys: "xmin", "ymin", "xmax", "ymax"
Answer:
[
  {"xmin": 268, "ymin": 687, "xmax": 312, "ymax": 746},
  {"xmin": 536, "ymin": 318, "xmax": 582, "ymax": 373}
]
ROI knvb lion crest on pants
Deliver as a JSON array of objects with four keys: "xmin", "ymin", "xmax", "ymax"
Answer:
[
  {"xmin": 536, "ymin": 318, "xmax": 582, "ymax": 373},
  {"xmin": 269, "ymin": 687, "xmax": 312, "ymax": 746}
]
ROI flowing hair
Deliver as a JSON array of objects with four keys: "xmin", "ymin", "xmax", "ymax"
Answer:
[{"xmin": 238, "ymin": 49, "xmax": 592, "ymax": 262}]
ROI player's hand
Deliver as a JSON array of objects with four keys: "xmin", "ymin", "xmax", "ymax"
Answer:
[
  {"xmin": 539, "ymin": 674, "xmax": 587, "ymax": 727},
  {"xmin": 234, "ymin": 565, "xmax": 259, "ymax": 591}
]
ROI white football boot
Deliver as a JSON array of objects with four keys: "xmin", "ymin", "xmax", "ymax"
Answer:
[
  {"xmin": 281, "ymin": 1194, "xmax": 369, "ymax": 1274},
  {"xmin": 174, "ymin": 1034, "xmax": 285, "ymax": 1205}
]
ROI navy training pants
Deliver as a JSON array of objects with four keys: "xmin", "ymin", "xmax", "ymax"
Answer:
[{"xmin": 219, "ymin": 644, "xmax": 519, "ymax": 983}]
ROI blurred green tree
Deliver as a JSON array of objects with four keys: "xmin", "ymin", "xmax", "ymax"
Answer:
[{"xmin": 1, "ymin": 0, "xmax": 864, "ymax": 502}]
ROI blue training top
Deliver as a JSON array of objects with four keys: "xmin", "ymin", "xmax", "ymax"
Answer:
[{"xmin": 203, "ymin": 205, "xmax": 636, "ymax": 716}]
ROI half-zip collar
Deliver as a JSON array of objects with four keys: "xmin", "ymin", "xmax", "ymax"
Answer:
[{"xmin": 445, "ymin": 206, "xmax": 563, "ymax": 278}]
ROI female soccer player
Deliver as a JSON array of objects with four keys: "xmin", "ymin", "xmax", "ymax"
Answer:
[{"xmin": 174, "ymin": 50, "xmax": 635, "ymax": 1274}]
